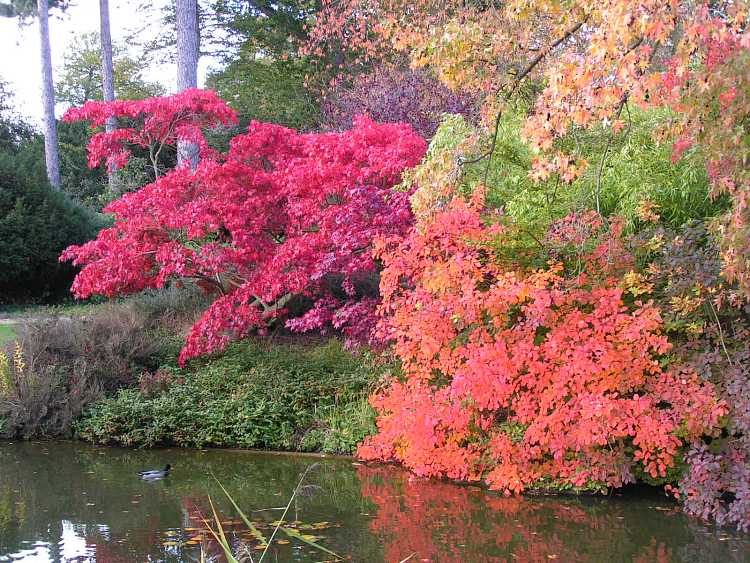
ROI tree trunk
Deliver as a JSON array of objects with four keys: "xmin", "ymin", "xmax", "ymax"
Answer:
[
  {"xmin": 37, "ymin": 0, "xmax": 60, "ymax": 190},
  {"xmin": 175, "ymin": 0, "xmax": 199, "ymax": 170},
  {"xmin": 99, "ymin": 0, "xmax": 117, "ymax": 191}
]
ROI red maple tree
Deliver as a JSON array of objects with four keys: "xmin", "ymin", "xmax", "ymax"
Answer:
[{"xmin": 62, "ymin": 90, "xmax": 426, "ymax": 363}]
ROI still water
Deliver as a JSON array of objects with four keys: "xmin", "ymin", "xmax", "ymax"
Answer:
[{"xmin": 0, "ymin": 441, "xmax": 748, "ymax": 562}]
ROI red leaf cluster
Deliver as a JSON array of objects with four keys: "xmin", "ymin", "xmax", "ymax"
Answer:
[{"xmin": 63, "ymin": 88, "xmax": 239, "ymax": 170}]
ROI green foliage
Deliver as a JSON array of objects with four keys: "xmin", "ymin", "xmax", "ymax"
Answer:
[
  {"xmin": 76, "ymin": 339, "xmax": 385, "ymax": 454},
  {"xmin": 561, "ymin": 110, "xmax": 728, "ymax": 227},
  {"xmin": 54, "ymin": 32, "xmax": 165, "ymax": 107},
  {"xmin": 496, "ymin": 421, "xmax": 527, "ymax": 445},
  {"xmin": 0, "ymin": 0, "xmax": 68, "ymax": 18},
  {"xmin": 206, "ymin": 1, "xmax": 324, "ymax": 131},
  {"xmin": 0, "ymin": 79, "xmax": 34, "ymax": 148},
  {"xmin": 57, "ymin": 121, "xmax": 107, "ymax": 203},
  {"xmin": 0, "ymin": 79, "xmax": 103, "ymax": 291},
  {"xmin": 403, "ymin": 109, "xmax": 729, "ymax": 274},
  {"xmin": 633, "ymin": 453, "xmax": 687, "ymax": 487},
  {"xmin": 433, "ymin": 109, "xmax": 726, "ymax": 235},
  {"xmin": 13, "ymin": 119, "xmax": 117, "ymax": 207},
  {"xmin": 212, "ymin": 0, "xmax": 314, "ymax": 56},
  {"xmin": 527, "ymin": 476, "xmax": 609, "ymax": 496},
  {"xmin": 300, "ymin": 395, "xmax": 377, "ymax": 454},
  {"xmin": 207, "ymin": 57, "xmax": 319, "ymax": 131},
  {"xmin": 0, "ymin": 138, "xmax": 98, "ymax": 301}
]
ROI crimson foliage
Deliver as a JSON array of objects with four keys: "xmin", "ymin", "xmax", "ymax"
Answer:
[
  {"xmin": 63, "ymin": 89, "xmax": 238, "ymax": 171},
  {"xmin": 61, "ymin": 91, "xmax": 426, "ymax": 363}
]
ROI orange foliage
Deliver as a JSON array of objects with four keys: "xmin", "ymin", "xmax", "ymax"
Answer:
[{"xmin": 359, "ymin": 193, "xmax": 726, "ymax": 492}]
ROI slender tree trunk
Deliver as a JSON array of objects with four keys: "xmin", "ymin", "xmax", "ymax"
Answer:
[
  {"xmin": 99, "ymin": 0, "xmax": 117, "ymax": 191},
  {"xmin": 37, "ymin": 0, "xmax": 60, "ymax": 190},
  {"xmin": 175, "ymin": 0, "xmax": 199, "ymax": 169}
]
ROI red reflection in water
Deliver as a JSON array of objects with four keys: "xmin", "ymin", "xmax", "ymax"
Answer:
[{"xmin": 356, "ymin": 465, "xmax": 679, "ymax": 563}]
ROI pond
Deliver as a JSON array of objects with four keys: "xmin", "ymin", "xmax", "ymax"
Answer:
[{"xmin": 0, "ymin": 442, "xmax": 748, "ymax": 562}]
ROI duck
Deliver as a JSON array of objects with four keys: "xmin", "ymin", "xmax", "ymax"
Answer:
[{"xmin": 137, "ymin": 464, "xmax": 172, "ymax": 479}]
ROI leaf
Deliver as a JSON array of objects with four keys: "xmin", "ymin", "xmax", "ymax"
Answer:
[
  {"xmin": 280, "ymin": 526, "xmax": 343, "ymax": 560},
  {"xmin": 202, "ymin": 496, "xmax": 240, "ymax": 563}
]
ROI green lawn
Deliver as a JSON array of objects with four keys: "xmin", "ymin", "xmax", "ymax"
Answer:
[{"xmin": 0, "ymin": 324, "xmax": 17, "ymax": 345}]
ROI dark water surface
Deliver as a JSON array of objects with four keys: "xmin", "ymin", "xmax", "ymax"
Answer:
[{"xmin": 0, "ymin": 442, "xmax": 748, "ymax": 562}]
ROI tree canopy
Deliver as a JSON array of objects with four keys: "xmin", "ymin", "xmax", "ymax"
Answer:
[{"xmin": 55, "ymin": 32, "xmax": 165, "ymax": 107}]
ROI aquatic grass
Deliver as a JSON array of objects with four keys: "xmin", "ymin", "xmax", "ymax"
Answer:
[
  {"xmin": 214, "ymin": 477, "xmax": 267, "ymax": 548},
  {"xmin": 203, "ymin": 496, "xmax": 237, "ymax": 562},
  {"xmin": 261, "ymin": 462, "xmax": 343, "ymax": 562},
  {"xmin": 203, "ymin": 463, "xmax": 344, "ymax": 562}
]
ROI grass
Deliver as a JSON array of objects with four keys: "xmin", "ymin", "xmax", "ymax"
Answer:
[
  {"xmin": 0, "ymin": 300, "xmax": 103, "ymax": 319},
  {"xmin": 0, "ymin": 324, "xmax": 17, "ymax": 345}
]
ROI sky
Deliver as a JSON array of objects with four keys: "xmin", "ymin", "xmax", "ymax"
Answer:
[{"xmin": 0, "ymin": 0, "xmax": 215, "ymax": 126}]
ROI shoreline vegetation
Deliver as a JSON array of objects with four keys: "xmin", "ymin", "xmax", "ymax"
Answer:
[
  {"xmin": 0, "ymin": 290, "xmax": 385, "ymax": 457},
  {"xmin": 0, "ymin": 286, "xmax": 747, "ymax": 528},
  {"xmin": 3, "ymin": 105, "xmax": 750, "ymax": 523}
]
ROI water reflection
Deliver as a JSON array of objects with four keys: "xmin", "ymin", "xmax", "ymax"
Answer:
[
  {"xmin": 0, "ymin": 521, "xmax": 95, "ymax": 562},
  {"xmin": 356, "ymin": 465, "xmax": 750, "ymax": 562},
  {"xmin": 0, "ymin": 442, "xmax": 748, "ymax": 562}
]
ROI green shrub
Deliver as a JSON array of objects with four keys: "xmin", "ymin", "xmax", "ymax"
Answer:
[
  {"xmin": 0, "ymin": 147, "xmax": 99, "ymax": 302},
  {"xmin": 56, "ymin": 121, "xmax": 108, "ymax": 204},
  {"xmin": 207, "ymin": 57, "xmax": 320, "ymax": 132},
  {"xmin": 299, "ymin": 395, "xmax": 377, "ymax": 454},
  {"xmin": 75, "ymin": 339, "xmax": 386, "ymax": 454},
  {"xmin": 429, "ymin": 109, "xmax": 727, "ymax": 234},
  {"xmin": 559, "ymin": 110, "xmax": 728, "ymax": 227}
]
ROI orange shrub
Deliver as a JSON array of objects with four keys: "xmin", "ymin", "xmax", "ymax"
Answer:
[{"xmin": 359, "ymin": 193, "xmax": 726, "ymax": 493}]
